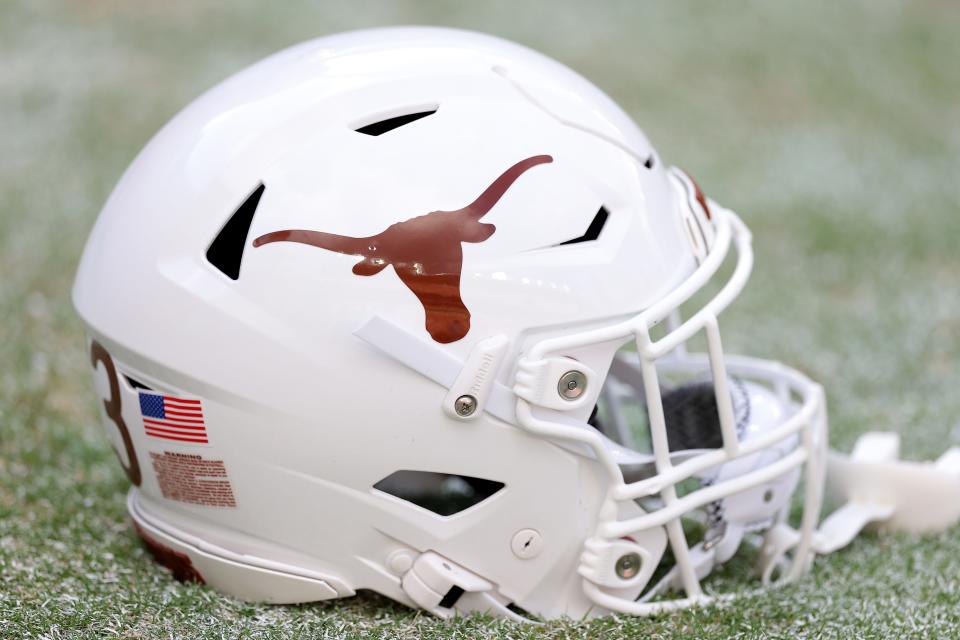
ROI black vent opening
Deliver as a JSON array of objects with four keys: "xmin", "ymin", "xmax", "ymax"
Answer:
[
  {"xmin": 373, "ymin": 470, "xmax": 504, "ymax": 516},
  {"xmin": 557, "ymin": 206, "xmax": 609, "ymax": 246},
  {"xmin": 206, "ymin": 183, "xmax": 265, "ymax": 280},
  {"xmin": 124, "ymin": 375, "xmax": 153, "ymax": 391},
  {"xmin": 355, "ymin": 109, "xmax": 437, "ymax": 136},
  {"xmin": 644, "ymin": 154, "xmax": 656, "ymax": 169}
]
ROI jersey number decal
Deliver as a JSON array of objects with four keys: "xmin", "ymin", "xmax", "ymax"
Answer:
[{"xmin": 90, "ymin": 340, "xmax": 142, "ymax": 486}]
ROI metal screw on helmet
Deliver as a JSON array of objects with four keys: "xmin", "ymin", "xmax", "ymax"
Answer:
[
  {"xmin": 558, "ymin": 370, "xmax": 587, "ymax": 400},
  {"xmin": 615, "ymin": 552, "xmax": 641, "ymax": 580},
  {"xmin": 454, "ymin": 395, "xmax": 477, "ymax": 417}
]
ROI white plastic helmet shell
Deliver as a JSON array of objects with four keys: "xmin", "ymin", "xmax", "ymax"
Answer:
[{"xmin": 74, "ymin": 27, "xmax": 827, "ymax": 619}]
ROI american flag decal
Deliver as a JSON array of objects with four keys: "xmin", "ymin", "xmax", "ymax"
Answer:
[{"xmin": 138, "ymin": 393, "xmax": 208, "ymax": 444}]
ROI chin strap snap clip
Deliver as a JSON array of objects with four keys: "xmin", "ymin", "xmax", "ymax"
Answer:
[{"xmin": 401, "ymin": 551, "xmax": 528, "ymax": 621}]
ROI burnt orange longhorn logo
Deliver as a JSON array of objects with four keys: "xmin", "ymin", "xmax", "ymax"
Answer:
[{"xmin": 254, "ymin": 155, "xmax": 553, "ymax": 343}]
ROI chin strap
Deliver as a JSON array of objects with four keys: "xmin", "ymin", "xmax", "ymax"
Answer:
[
  {"xmin": 818, "ymin": 431, "xmax": 960, "ymax": 546},
  {"xmin": 757, "ymin": 431, "xmax": 960, "ymax": 583}
]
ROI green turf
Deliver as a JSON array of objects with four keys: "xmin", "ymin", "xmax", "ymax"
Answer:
[{"xmin": 2, "ymin": 1, "xmax": 959, "ymax": 637}]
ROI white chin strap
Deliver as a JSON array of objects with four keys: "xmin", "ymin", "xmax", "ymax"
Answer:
[
  {"xmin": 815, "ymin": 431, "xmax": 960, "ymax": 552},
  {"xmin": 757, "ymin": 431, "xmax": 960, "ymax": 587}
]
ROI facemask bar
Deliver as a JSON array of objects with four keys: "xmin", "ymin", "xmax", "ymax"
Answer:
[{"xmin": 514, "ymin": 204, "xmax": 828, "ymax": 615}]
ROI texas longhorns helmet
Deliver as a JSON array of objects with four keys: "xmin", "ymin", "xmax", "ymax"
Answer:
[{"xmin": 73, "ymin": 27, "xmax": 829, "ymax": 619}]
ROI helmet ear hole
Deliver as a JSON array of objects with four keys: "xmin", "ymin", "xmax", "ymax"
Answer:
[{"xmin": 373, "ymin": 470, "xmax": 504, "ymax": 516}]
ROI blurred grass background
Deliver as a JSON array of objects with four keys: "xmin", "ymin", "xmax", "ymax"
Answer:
[{"xmin": 1, "ymin": 1, "xmax": 959, "ymax": 638}]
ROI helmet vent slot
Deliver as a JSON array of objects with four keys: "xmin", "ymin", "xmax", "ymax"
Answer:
[
  {"xmin": 644, "ymin": 154, "xmax": 656, "ymax": 169},
  {"xmin": 123, "ymin": 375, "xmax": 153, "ymax": 391},
  {"xmin": 557, "ymin": 206, "xmax": 609, "ymax": 246},
  {"xmin": 206, "ymin": 183, "xmax": 265, "ymax": 280},
  {"xmin": 373, "ymin": 470, "xmax": 504, "ymax": 516},
  {"xmin": 355, "ymin": 108, "xmax": 438, "ymax": 136}
]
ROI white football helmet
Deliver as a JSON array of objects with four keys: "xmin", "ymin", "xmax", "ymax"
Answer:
[{"xmin": 74, "ymin": 27, "xmax": 828, "ymax": 619}]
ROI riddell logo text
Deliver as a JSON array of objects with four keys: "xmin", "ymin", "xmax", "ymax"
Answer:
[
  {"xmin": 470, "ymin": 351, "xmax": 497, "ymax": 396},
  {"xmin": 254, "ymin": 155, "xmax": 553, "ymax": 343}
]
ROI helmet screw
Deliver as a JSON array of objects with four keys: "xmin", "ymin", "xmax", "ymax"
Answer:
[
  {"xmin": 454, "ymin": 395, "xmax": 477, "ymax": 417},
  {"xmin": 510, "ymin": 528, "xmax": 543, "ymax": 559},
  {"xmin": 558, "ymin": 370, "xmax": 587, "ymax": 400},
  {"xmin": 615, "ymin": 552, "xmax": 642, "ymax": 580}
]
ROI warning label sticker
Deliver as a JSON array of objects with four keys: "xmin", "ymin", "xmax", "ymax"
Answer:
[{"xmin": 150, "ymin": 451, "xmax": 236, "ymax": 507}]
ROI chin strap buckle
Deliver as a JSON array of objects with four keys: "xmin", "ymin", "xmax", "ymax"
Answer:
[{"xmin": 401, "ymin": 551, "xmax": 527, "ymax": 621}]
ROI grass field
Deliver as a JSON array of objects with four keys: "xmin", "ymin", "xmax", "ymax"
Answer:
[{"xmin": 2, "ymin": 1, "xmax": 959, "ymax": 638}]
